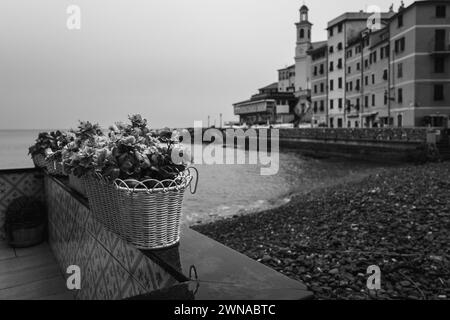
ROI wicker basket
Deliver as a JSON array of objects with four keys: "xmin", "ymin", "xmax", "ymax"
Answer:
[
  {"xmin": 45, "ymin": 159, "xmax": 67, "ymax": 176},
  {"xmin": 32, "ymin": 154, "xmax": 47, "ymax": 168},
  {"xmin": 69, "ymin": 174, "xmax": 87, "ymax": 197},
  {"xmin": 85, "ymin": 168, "xmax": 198, "ymax": 250}
]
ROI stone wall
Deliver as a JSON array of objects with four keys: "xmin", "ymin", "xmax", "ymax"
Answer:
[{"xmin": 278, "ymin": 128, "xmax": 429, "ymax": 143}]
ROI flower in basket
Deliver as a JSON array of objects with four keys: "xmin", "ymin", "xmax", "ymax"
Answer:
[
  {"xmin": 29, "ymin": 131, "xmax": 74, "ymax": 161},
  {"xmin": 62, "ymin": 121, "xmax": 105, "ymax": 176},
  {"xmin": 28, "ymin": 132, "xmax": 57, "ymax": 159},
  {"xmin": 66, "ymin": 115, "xmax": 191, "ymax": 188},
  {"xmin": 72, "ymin": 121, "xmax": 104, "ymax": 143}
]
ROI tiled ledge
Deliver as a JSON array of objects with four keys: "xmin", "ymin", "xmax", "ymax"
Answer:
[
  {"xmin": 1, "ymin": 168, "xmax": 312, "ymax": 300},
  {"xmin": 142, "ymin": 228, "xmax": 312, "ymax": 300}
]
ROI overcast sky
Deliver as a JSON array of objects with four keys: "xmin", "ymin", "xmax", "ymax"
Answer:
[{"xmin": 0, "ymin": 0, "xmax": 414, "ymax": 130}]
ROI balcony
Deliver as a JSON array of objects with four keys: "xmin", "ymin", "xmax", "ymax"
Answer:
[
  {"xmin": 234, "ymin": 100, "xmax": 272, "ymax": 115},
  {"xmin": 429, "ymin": 39, "xmax": 450, "ymax": 56}
]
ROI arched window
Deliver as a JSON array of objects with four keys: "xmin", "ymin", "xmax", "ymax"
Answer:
[
  {"xmin": 397, "ymin": 114, "xmax": 403, "ymax": 127},
  {"xmin": 300, "ymin": 29, "xmax": 305, "ymax": 39}
]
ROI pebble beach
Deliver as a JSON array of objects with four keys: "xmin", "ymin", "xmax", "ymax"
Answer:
[{"xmin": 193, "ymin": 162, "xmax": 450, "ymax": 300}]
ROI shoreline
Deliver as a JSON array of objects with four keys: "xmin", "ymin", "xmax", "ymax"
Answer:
[
  {"xmin": 193, "ymin": 162, "xmax": 450, "ymax": 300},
  {"xmin": 188, "ymin": 160, "xmax": 390, "ymax": 227}
]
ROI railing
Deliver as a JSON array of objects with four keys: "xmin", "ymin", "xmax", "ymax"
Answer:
[
  {"xmin": 278, "ymin": 128, "xmax": 430, "ymax": 143},
  {"xmin": 428, "ymin": 39, "xmax": 450, "ymax": 55}
]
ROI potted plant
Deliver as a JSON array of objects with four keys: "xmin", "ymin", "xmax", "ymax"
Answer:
[
  {"xmin": 5, "ymin": 197, "xmax": 47, "ymax": 248},
  {"xmin": 62, "ymin": 121, "xmax": 104, "ymax": 196},
  {"xmin": 28, "ymin": 132, "xmax": 57, "ymax": 168},
  {"xmin": 29, "ymin": 131, "xmax": 74, "ymax": 176},
  {"xmin": 76, "ymin": 115, "xmax": 197, "ymax": 250}
]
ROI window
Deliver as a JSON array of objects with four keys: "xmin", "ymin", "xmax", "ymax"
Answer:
[
  {"xmin": 436, "ymin": 5, "xmax": 446, "ymax": 18},
  {"xmin": 365, "ymin": 95, "xmax": 369, "ymax": 107},
  {"xmin": 398, "ymin": 88, "xmax": 403, "ymax": 103},
  {"xmin": 348, "ymin": 121, "xmax": 351, "ymax": 128},
  {"xmin": 330, "ymin": 61, "xmax": 334, "ymax": 71},
  {"xmin": 434, "ymin": 84, "xmax": 444, "ymax": 101},
  {"xmin": 320, "ymin": 83, "xmax": 324, "ymax": 92},
  {"xmin": 372, "ymin": 74, "xmax": 375, "ymax": 84},
  {"xmin": 314, "ymin": 101, "xmax": 318, "ymax": 112},
  {"xmin": 365, "ymin": 59, "xmax": 369, "ymax": 68},
  {"xmin": 356, "ymin": 79, "xmax": 360, "ymax": 91},
  {"xmin": 337, "ymin": 118, "xmax": 343, "ymax": 128},
  {"xmin": 365, "ymin": 76, "xmax": 369, "ymax": 86},
  {"xmin": 395, "ymin": 38, "xmax": 405, "ymax": 53},
  {"xmin": 329, "ymin": 27, "xmax": 334, "ymax": 37},
  {"xmin": 320, "ymin": 100, "xmax": 325, "ymax": 112},
  {"xmin": 398, "ymin": 14, "xmax": 403, "ymax": 28},
  {"xmin": 329, "ymin": 46, "xmax": 334, "ymax": 54},
  {"xmin": 338, "ymin": 58, "xmax": 343, "ymax": 69},
  {"xmin": 338, "ymin": 77, "xmax": 343, "ymax": 89},
  {"xmin": 372, "ymin": 94, "xmax": 375, "ymax": 106},
  {"xmin": 300, "ymin": 29, "xmax": 305, "ymax": 38},
  {"xmin": 314, "ymin": 85, "xmax": 317, "ymax": 94},
  {"xmin": 330, "ymin": 79, "xmax": 334, "ymax": 91},
  {"xmin": 338, "ymin": 42, "xmax": 343, "ymax": 51},
  {"xmin": 338, "ymin": 98, "xmax": 343, "ymax": 109},
  {"xmin": 349, "ymin": 81, "xmax": 353, "ymax": 91},
  {"xmin": 330, "ymin": 99, "xmax": 334, "ymax": 109},
  {"xmin": 348, "ymin": 66, "xmax": 352, "ymax": 74},
  {"xmin": 338, "ymin": 24, "xmax": 343, "ymax": 33},
  {"xmin": 383, "ymin": 69, "xmax": 388, "ymax": 80},
  {"xmin": 346, "ymin": 82, "xmax": 349, "ymax": 91},
  {"xmin": 330, "ymin": 117, "xmax": 334, "ymax": 128},
  {"xmin": 435, "ymin": 57, "xmax": 445, "ymax": 73},
  {"xmin": 384, "ymin": 92, "xmax": 388, "ymax": 105},
  {"xmin": 356, "ymin": 62, "xmax": 361, "ymax": 71},
  {"xmin": 356, "ymin": 98, "xmax": 360, "ymax": 108},
  {"xmin": 398, "ymin": 63, "xmax": 403, "ymax": 78},
  {"xmin": 320, "ymin": 64, "xmax": 324, "ymax": 74},
  {"xmin": 380, "ymin": 47, "xmax": 384, "ymax": 59},
  {"xmin": 397, "ymin": 114, "xmax": 403, "ymax": 128},
  {"xmin": 313, "ymin": 66, "xmax": 318, "ymax": 76},
  {"xmin": 435, "ymin": 30, "xmax": 446, "ymax": 51}
]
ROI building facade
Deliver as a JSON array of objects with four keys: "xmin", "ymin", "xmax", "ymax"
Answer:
[
  {"xmin": 310, "ymin": 44, "xmax": 328, "ymax": 126},
  {"xmin": 233, "ymin": 83, "xmax": 297, "ymax": 125},
  {"xmin": 312, "ymin": 0, "xmax": 450, "ymax": 128},
  {"xmin": 234, "ymin": 1, "xmax": 450, "ymax": 128}
]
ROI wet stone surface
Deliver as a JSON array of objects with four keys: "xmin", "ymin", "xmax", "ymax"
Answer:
[{"xmin": 194, "ymin": 162, "xmax": 450, "ymax": 300}]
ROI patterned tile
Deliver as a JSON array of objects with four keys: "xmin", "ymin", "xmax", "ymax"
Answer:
[
  {"xmin": 44, "ymin": 176, "xmax": 178, "ymax": 300},
  {"xmin": 0, "ymin": 171, "xmax": 44, "ymax": 240}
]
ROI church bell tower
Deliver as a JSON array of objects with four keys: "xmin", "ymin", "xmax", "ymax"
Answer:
[{"xmin": 294, "ymin": 4, "xmax": 312, "ymax": 91}]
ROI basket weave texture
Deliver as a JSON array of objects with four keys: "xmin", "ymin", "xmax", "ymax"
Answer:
[
  {"xmin": 69, "ymin": 174, "xmax": 87, "ymax": 197},
  {"xmin": 45, "ymin": 160, "xmax": 67, "ymax": 176},
  {"xmin": 32, "ymin": 154, "xmax": 47, "ymax": 168},
  {"xmin": 84, "ymin": 169, "xmax": 197, "ymax": 250}
]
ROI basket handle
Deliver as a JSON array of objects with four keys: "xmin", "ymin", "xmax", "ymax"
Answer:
[{"xmin": 187, "ymin": 167, "xmax": 199, "ymax": 194}]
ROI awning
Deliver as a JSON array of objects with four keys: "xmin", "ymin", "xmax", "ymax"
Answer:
[{"xmin": 360, "ymin": 112, "xmax": 378, "ymax": 118}]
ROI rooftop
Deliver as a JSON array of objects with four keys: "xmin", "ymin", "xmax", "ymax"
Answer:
[{"xmin": 327, "ymin": 11, "xmax": 396, "ymax": 29}]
